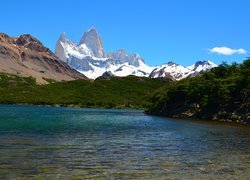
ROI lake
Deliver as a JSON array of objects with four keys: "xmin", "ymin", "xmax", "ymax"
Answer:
[{"xmin": 0, "ymin": 104, "xmax": 249, "ymax": 179}]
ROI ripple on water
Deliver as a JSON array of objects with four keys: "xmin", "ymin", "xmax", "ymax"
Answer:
[{"xmin": 0, "ymin": 104, "xmax": 250, "ymax": 179}]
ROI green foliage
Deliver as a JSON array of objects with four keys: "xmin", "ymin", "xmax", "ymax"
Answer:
[
  {"xmin": 146, "ymin": 60, "xmax": 250, "ymax": 122},
  {"xmin": 1, "ymin": 59, "xmax": 248, "ymax": 122},
  {"xmin": 0, "ymin": 75, "xmax": 169, "ymax": 110}
]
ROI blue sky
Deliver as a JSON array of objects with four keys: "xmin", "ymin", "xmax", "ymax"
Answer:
[{"xmin": 1, "ymin": 0, "xmax": 249, "ymax": 66}]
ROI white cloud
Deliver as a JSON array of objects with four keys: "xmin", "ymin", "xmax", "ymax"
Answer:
[{"xmin": 210, "ymin": 47, "xmax": 247, "ymax": 55}]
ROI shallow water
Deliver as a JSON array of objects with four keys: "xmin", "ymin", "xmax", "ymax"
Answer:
[{"xmin": 0, "ymin": 104, "xmax": 249, "ymax": 179}]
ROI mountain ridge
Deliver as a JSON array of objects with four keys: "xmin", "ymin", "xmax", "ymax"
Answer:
[
  {"xmin": 55, "ymin": 28, "xmax": 217, "ymax": 80},
  {"xmin": 0, "ymin": 33, "xmax": 86, "ymax": 84}
]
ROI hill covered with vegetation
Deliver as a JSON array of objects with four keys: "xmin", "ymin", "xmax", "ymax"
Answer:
[
  {"xmin": 146, "ymin": 59, "xmax": 250, "ymax": 123},
  {"xmin": 0, "ymin": 59, "xmax": 249, "ymax": 123},
  {"xmin": 0, "ymin": 74, "xmax": 169, "ymax": 109}
]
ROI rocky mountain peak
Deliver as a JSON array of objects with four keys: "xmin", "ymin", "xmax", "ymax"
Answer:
[
  {"xmin": 117, "ymin": 48, "xmax": 126, "ymax": 54},
  {"xmin": 59, "ymin": 32, "xmax": 66, "ymax": 42},
  {"xmin": 165, "ymin": 61, "xmax": 177, "ymax": 66},
  {"xmin": 0, "ymin": 33, "xmax": 86, "ymax": 84},
  {"xmin": 15, "ymin": 34, "xmax": 50, "ymax": 53},
  {"xmin": 54, "ymin": 28, "xmax": 217, "ymax": 80},
  {"xmin": 87, "ymin": 27, "xmax": 97, "ymax": 33},
  {"xmin": 0, "ymin": 33, "xmax": 15, "ymax": 44},
  {"xmin": 0, "ymin": 33, "xmax": 10, "ymax": 39},
  {"xmin": 15, "ymin": 34, "xmax": 39, "ymax": 45},
  {"xmin": 79, "ymin": 27, "xmax": 105, "ymax": 58},
  {"xmin": 195, "ymin": 60, "xmax": 209, "ymax": 66},
  {"xmin": 187, "ymin": 60, "xmax": 217, "ymax": 72},
  {"xmin": 0, "ymin": 33, "xmax": 9, "ymax": 40},
  {"xmin": 106, "ymin": 49, "xmax": 144, "ymax": 67}
]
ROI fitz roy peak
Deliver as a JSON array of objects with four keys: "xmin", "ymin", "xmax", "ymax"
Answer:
[
  {"xmin": 79, "ymin": 27, "xmax": 105, "ymax": 58},
  {"xmin": 55, "ymin": 28, "xmax": 217, "ymax": 80},
  {"xmin": 55, "ymin": 27, "xmax": 153, "ymax": 79}
]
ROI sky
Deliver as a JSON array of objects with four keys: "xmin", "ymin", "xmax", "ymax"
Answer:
[{"xmin": 1, "ymin": 0, "xmax": 249, "ymax": 66}]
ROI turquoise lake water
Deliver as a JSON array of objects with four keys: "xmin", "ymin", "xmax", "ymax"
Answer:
[{"xmin": 0, "ymin": 104, "xmax": 249, "ymax": 179}]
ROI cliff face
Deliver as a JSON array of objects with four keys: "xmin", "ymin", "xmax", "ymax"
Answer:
[
  {"xmin": 79, "ymin": 28, "xmax": 105, "ymax": 58},
  {"xmin": 0, "ymin": 33, "xmax": 86, "ymax": 84}
]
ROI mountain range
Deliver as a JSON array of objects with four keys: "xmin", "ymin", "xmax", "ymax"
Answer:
[
  {"xmin": 55, "ymin": 27, "xmax": 217, "ymax": 80},
  {"xmin": 0, "ymin": 29, "xmax": 217, "ymax": 84}
]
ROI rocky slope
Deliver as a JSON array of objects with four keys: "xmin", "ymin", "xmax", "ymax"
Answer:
[
  {"xmin": 55, "ymin": 28, "xmax": 217, "ymax": 80},
  {"xmin": 0, "ymin": 33, "xmax": 86, "ymax": 84}
]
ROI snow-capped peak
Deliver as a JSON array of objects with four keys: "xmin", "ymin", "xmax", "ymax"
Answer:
[
  {"xmin": 165, "ymin": 61, "xmax": 178, "ymax": 66},
  {"xmin": 79, "ymin": 28, "xmax": 105, "ymax": 58},
  {"xmin": 55, "ymin": 28, "xmax": 217, "ymax": 80},
  {"xmin": 55, "ymin": 28, "xmax": 154, "ymax": 79},
  {"xmin": 87, "ymin": 26, "xmax": 97, "ymax": 32},
  {"xmin": 187, "ymin": 60, "xmax": 218, "ymax": 72},
  {"xmin": 149, "ymin": 62, "xmax": 194, "ymax": 80},
  {"xmin": 59, "ymin": 32, "xmax": 66, "ymax": 42}
]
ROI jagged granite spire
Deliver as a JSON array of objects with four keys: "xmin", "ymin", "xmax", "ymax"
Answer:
[
  {"xmin": 106, "ymin": 49, "xmax": 144, "ymax": 67},
  {"xmin": 59, "ymin": 32, "xmax": 66, "ymax": 42},
  {"xmin": 79, "ymin": 27, "xmax": 105, "ymax": 58},
  {"xmin": 55, "ymin": 32, "xmax": 68, "ymax": 62}
]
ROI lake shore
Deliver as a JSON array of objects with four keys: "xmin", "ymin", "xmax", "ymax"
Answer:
[
  {"xmin": 145, "ymin": 110, "xmax": 250, "ymax": 125},
  {"xmin": 1, "ymin": 102, "xmax": 249, "ymax": 126}
]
